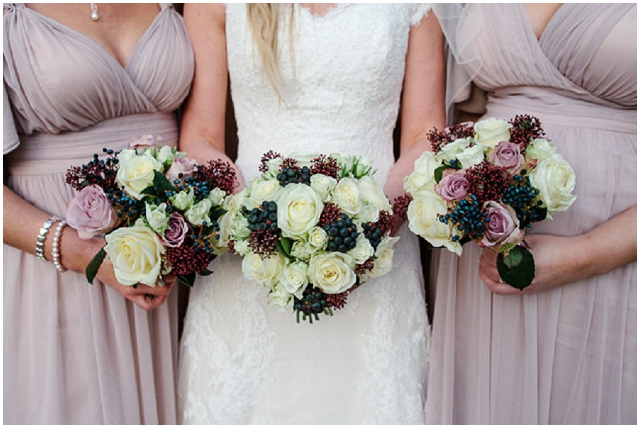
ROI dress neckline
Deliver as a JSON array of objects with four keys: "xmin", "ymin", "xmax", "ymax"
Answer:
[
  {"xmin": 20, "ymin": 4, "xmax": 167, "ymax": 70},
  {"xmin": 295, "ymin": 3, "xmax": 350, "ymax": 20},
  {"xmin": 519, "ymin": 3, "xmax": 567, "ymax": 44}
]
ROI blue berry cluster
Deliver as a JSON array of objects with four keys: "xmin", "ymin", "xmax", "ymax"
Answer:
[
  {"xmin": 277, "ymin": 166, "xmax": 311, "ymax": 186},
  {"xmin": 502, "ymin": 172, "xmax": 543, "ymax": 228},
  {"xmin": 361, "ymin": 222, "xmax": 385, "ymax": 250},
  {"xmin": 294, "ymin": 284, "xmax": 329, "ymax": 319},
  {"xmin": 323, "ymin": 213, "xmax": 359, "ymax": 252},
  {"xmin": 245, "ymin": 201, "xmax": 278, "ymax": 232},
  {"xmin": 439, "ymin": 195, "xmax": 489, "ymax": 241}
]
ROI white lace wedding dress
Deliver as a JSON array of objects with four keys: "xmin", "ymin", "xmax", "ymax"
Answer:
[{"xmin": 178, "ymin": 4, "xmax": 432, "ymax": 424}]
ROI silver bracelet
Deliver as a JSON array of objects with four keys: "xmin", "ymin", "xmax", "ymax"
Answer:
[
  {"xmin": 35, "ymin": 216, "xmax": 60, "ymax": 261},
  {"xmin": 52, "ymin": 220, "xmax": 67, "ymax": 272}
]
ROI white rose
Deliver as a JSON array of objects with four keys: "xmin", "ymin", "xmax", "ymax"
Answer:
[
  {"xmin": 241, "ymin": 252, "xmax": 284, "ymax": 288},
  {"xmin": 291, "ymin": 240, "xmax": 314, "ymax": 260},
  {"xmin": 277, "ymin": 183, "xmax": 324, "ymax": 239},
  {"xmin": 407, "ymin": 191, "xmax": 462, "ymax": 255},
  {"xmin": 308, "ymin": 252, "xmax": 356, "ymax": 294},
  {"xmin": 155, "ymin": 145, "xmax": 175, "ymax": 166},
  {"xmin": 308, "ymin": 226, "xmax": 328, "ymax": 251},
  {"xmin": 474, "ymin": 118, "xmax": 512, "ymax": 149},
  {"xmin": 528, "ymin": 153, "xmax": 577, "ymax": 218},
  {"xmin": 404, "ymin": 151, "xmax": 439, "ymax": 195},
  {"xmin": 435, "ymin": 137, "xmax": 472, "ymax": 163},
  {"xmin": 368, "ymin": 235, "xmax": 400, "ymax": 279},
  {"xmin": 278, "ymin": 260, "xmax": 309, "ymax": 295},
  {"xmin": 310, "ymin": 174, "xmax": 337, "ymax": 202},
  {"xmin": 358, "ymin": 175, "xmax": 391, "ymax": 212},
  {"xmin": 185, "ymin": 199, "xmax": 213, "ymax": 226},
  {"xmin": 332, "ymin": 153, "xmax": 356, "ymax": 177},
  {"xmin": 262, "ymin": 157, "xmax": 283, "ymax": 179},
  {"xmin": 456, "ymin": 143, "xmax": 485, "ymax": 169},
  {"xmin": 207, "ymin": 187, "xmax": 227, "ymax": 207},
  {"xmin": 357, "ymin": 203, "xmax": 380, "ymax": 224},
  {"xmin": 104, "ymin": 219, "xmax": 164, "ymax": 286},
  {"xmin": 525, "ymin": 138, "xmax": 557, "ymax": 162},
  {"xmin": 249, "ymin": 179, "xmax": 283, "ymax": 208},
  {"xmin": 330, "ymin": 177, "xmax": 360, "ymax": 216},
  {"xmin": 145, "ymin": 202, "xmax": 169, "ymax": 234},
  {"xmin": 170, "ymin": 187, "xmax": 195, "ymax": 211},
  {"xmin": 267, "ymin": 283, "xmax": 293, "ymax": 311},
  {"xmin": 116, "ymin": 150, "xmax": 163, "ymax": 199},
  {"xmin": 348, "ymin": 233, "xmax": 375, "ymax": 264},
  {"xmin": 232, "ymin": 238, "xmax": 251, "ymax": 256}
]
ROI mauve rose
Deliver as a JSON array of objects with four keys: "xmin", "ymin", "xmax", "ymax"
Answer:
[
  {"xmin": 66, "ymin": 185, "xmax": 118, "ymax": 239},
  {"xmin": 492, "ymin": 140, "xmax": 525, "ymax": 174},
  {"xmin": 128, "ymin": 134, "xmax": 159, "ymax": 154},
  {"xmin": 480, "ymin": 201, "xmax": 524, "ymax": 248},
  {"xmin": 435, "ymin": 171, "xmax": 469, "ymax": 201},
  {"xmin": 163, "ymin": 212, "xmax": 189, "ymax": 247},
  {"xmin": 166, "ymin": 156, "xmax": 197, "ymax": 182}
]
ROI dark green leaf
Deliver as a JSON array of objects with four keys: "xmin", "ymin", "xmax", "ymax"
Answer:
[
  {"xmin": 199, "ymin": 268, "xmax": 214, "ymax": 276},
  {"xmin": 496, "ymin": 245, "xmax": 535, "ymax": 290},
  {"xmin": 278, "ymin": 237, "xmax": 292, "ymax": 256},
  {"xmin": 209, "ymin": 208, "xmax": 227, "ymax": 222},
  {"xmin": 434, "ymin": 165, "xmax": 450, "ymax": 184},
  {"xmin": 140, "ymin": 185, "xmax": 157, "ymax": 197},
  {"xmin": 152, "ymin": 170, "xmax": 176, "ymax": 194},
  {"xmin": 178, "ymin": 272, "xmax": 196, "ymax": 287},
  {"xmin": 86, "ymin": 248, "xmax": 107, "ymax": 284}
]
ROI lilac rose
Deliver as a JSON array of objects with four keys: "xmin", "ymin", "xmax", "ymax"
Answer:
[
  {"xmin": 166, "ymin": 156, "xmax": 198, "ymax": 182},
  {"xmin": 162, "ymin": 212, "xmax": 189, "ymax": 247},
  {"xmin": 128, "ymin": 134, "xmax": 160, "ymax": 154},
  {"xmin": 480, "ymin": 201, "xmax": 524, "ymax": 248},
  {"xmin": 492, "ymin": 140, "xmax": 525, "ymax": 174},
  {"xmin": 434, "ymin": 171, "xmax": 470, "ymax": 201},
  {"xmin": 66, "ymin": 185, "xmax": 118, "ymax": 239}
]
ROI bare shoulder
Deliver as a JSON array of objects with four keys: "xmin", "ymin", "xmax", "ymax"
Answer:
[{"xmin": 184, "ymin": 3, "xmax": 225, "ymax": 29}]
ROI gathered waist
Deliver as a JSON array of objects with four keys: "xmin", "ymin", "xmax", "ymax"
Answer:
[
  {"xmin": 485, "ymin": 86, "xmax": 637, "ymax": 134},
  {"xmin": 7, "ymin": 112, "xmax": 178, "ymax": 176}
]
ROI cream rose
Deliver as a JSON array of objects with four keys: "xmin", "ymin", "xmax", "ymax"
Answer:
[
  {"xmin": 267, "ymin": 283, "xmax": 293, "ymax": 311},
  {"xmin": 474, "ymin": 118, "xmax": 512, "ymax": 149},
  {"xmin": 241, "ymin": 252, "xmax": 284, "ymax": 288},
  {"xmin": 456, "ymin": 143, "xmax": 485, "ymax": 169},
  {"xmin": 310, "ymin": 174, "xmax": 337, "ymax": 202},
  {"xmin": 330, "ymin": 177, "xmax": 360, "ymax": 216},
  {"xmin": 368, "ymin": 235, "xmax": 400, "ymax": 279},
  {"xmin": 145, "ymin": 202, "xmax": 169, "ymax": 234},
  {"xmin": 404, "ymin": 151, "xmax": 440, "ymax": 194},
  {"xmin": 170, "ymin": 187, "xmax": 195, "ymax": 211},
  {"xmin": 353, "ymin": 155, "xmax": 374, "ymax": 178},
  {"xmin": 358, "ymin": 175, "xmax": 391, "ymax": 212},
  {"xmin": 407, "ymin": 191, "xmax": 462, "ymax": 255},
  {"xmin": 528, "ymin": 153, "xmax": 577, "ymax": 218},
  {"xmin": 308, "ymin": 252, "xmax": 356, "ymax": 294},
  {"xmin": 185, "ymin": 199, "xmax": 213, "ymax": 226},
  {"xmin": 277, "ymin": 183, "xmax": 324, "ymax": 239},
  {"xmin": 435, "ymin": 137, "xmax": 472, "ymax": 164},
  {"xmin": 278, "ymin": 260, "xmax": 309, "ymax": 295},
  {"xmin": 155, "ymin": 145, "xmax": 175, "ymax": 166},
  {"xmin": 207, "ymin": 187, "xmax": 227, "ymax": 207},
  {"xmin": 249, "ymin": 179, "xmax": 283, "ymax": 208},
  {"xmin": 104, "ymin": 219, "xmax": 165, "ymax": 286},
  {"xmin": 348, "ymin": 233, "xmax": 375, "ymax": 264},
  {"xmin": 116, "ymin": 150, "xmax": 163, "ymax": 199},
  {"xmin": 525, "ymin": 138, "xmax": 556, "ymax": 162}
]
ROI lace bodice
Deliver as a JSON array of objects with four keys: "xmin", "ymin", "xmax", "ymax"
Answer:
[{"xmin": 227, "ymin": 3, "xmax": 431, "ymax": 185}]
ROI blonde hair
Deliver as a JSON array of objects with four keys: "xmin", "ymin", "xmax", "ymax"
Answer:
[{"xmin": 246, "ymin": 4, "xmax": 294, "ymax": 97}]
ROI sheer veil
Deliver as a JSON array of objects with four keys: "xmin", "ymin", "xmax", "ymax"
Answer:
[{"xmin": 432, "ymin": 3, "xmax": 484, "ymax": 123}]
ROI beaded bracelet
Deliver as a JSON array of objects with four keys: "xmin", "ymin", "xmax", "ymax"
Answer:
[
  {"xmin": 51, "ymin": 219, "xmax": 67, "ymax": 272},
  {"xmin": 35, "ymin": 216, "xmax": 60, "ymax": 261}
]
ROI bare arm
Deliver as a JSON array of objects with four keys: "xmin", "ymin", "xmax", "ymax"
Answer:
[
  {"xmin": 3, "ymin": 182, "xmax": 172, "ymax": 310},
  {"xmin": 480, "ymin": 206, "xmax": 637, "ymax": 295},
  {"xmin": 180, "ymin": 3, "xmax": 244, "ymax": 188},
  {"xmin": 384, "ymin": 11, "xmax": 446, "ymax": 212}
]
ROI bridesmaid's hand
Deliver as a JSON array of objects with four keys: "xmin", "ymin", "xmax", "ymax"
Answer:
[{"xmin": 479, "ymin": 234, "xmax": 585, "ymax": 295}]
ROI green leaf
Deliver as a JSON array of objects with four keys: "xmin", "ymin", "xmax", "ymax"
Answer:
[
  {"xmin": 86, "ymin": 248, "xmax": 107, "ymax": 284},
  {"xmin": 278, "ymin": 237, "xmax": 292, "ymax": 257},
  {"xmin": 209, "ymin": 208, "xmax": 227, "ymax": 222},
  {"xmin": 140, "ymin": 185, "xmax": 157, "ymax": 197},
  {"xmin": 152, "ymin": 170, "xmax": 176, "ymax": 195},
  {"xmin": 434, "ymin": 165, "xmax": 450, "ymax": 184},
  {"xmin": 178, "ymin": 272, "xmax": 196, "ymax": 287},
  {"xmin": 496, "ymin": 245, "xmax": 535, "ymax": 290},
  {"xmin": 199, "ymin": 268, "xmax": 213, "ymax": 276}
]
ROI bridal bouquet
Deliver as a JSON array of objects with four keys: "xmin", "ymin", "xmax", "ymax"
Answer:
[
  {"xmin": 401, "ymin": 115, "xmax": 576, "ymax": 289},
  {"xmin": 65, "ymin": 135, "xmax": 236, "ymax": 287},
  {"xmin": 226, "ymin": 151, "xmax": 398, "ymax": 322}
]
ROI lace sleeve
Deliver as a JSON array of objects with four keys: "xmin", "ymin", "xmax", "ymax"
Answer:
[
  {"xmin": 3, "ymin": 82, "xmax": 19, "ymax": 155},
  {"xmin": 410, "ymin": 3, "xmax": 432, "ymax": 27}
]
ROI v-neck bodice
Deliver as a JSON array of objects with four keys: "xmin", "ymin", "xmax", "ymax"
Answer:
[
  {"xmin": 3, "ymin": 3, "xmax": 194, "ymax": 135},
  {"xmin": 459, "ymin": 3, "xmax": 636, "ymax": 111}
]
